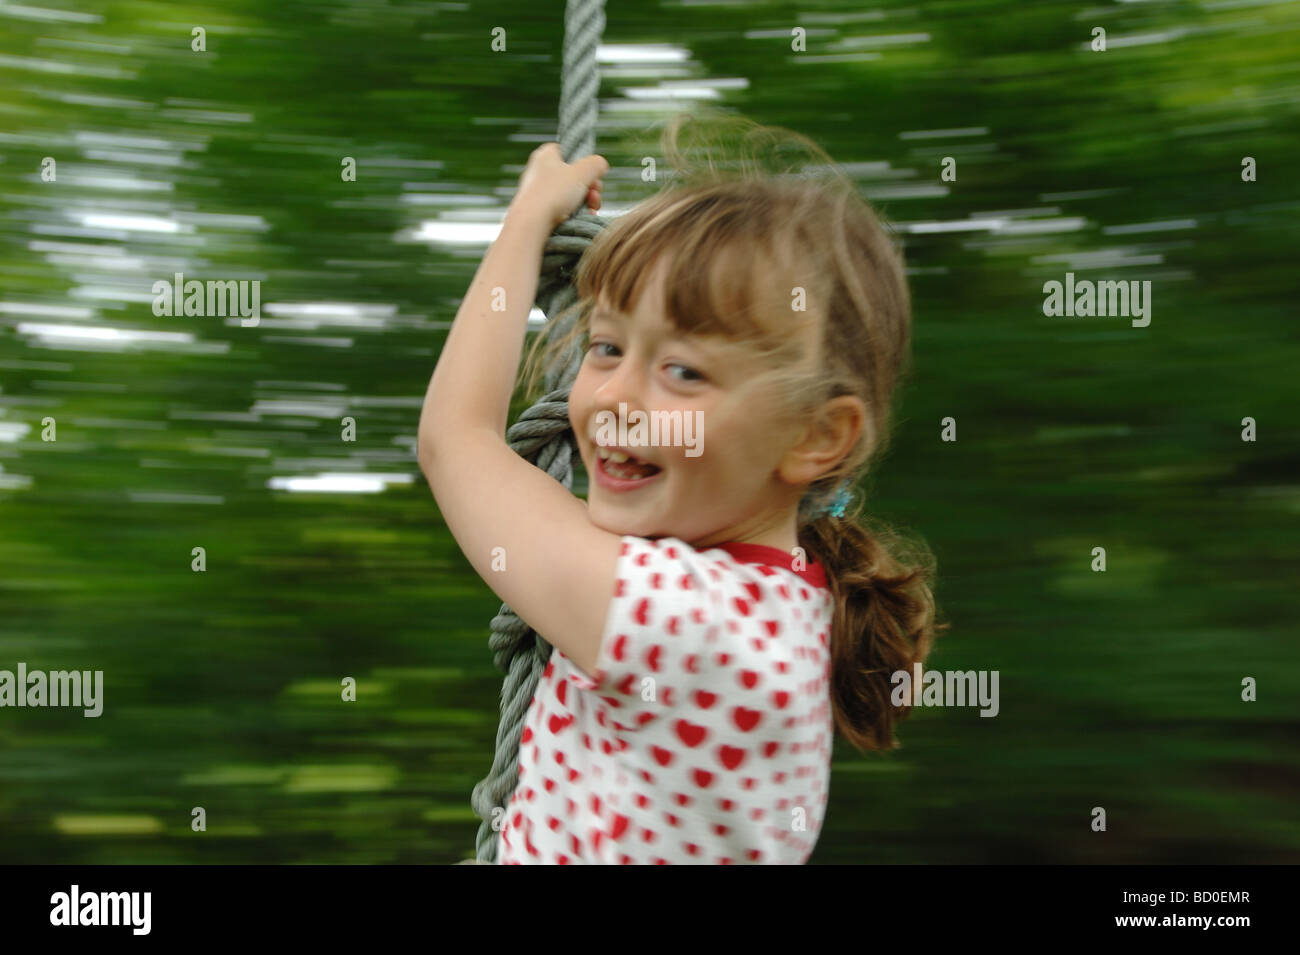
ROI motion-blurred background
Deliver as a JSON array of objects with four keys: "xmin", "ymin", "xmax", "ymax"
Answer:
[{"xmin": 1, "ymin": 0, "xmax": 1297, "ymax": 864}]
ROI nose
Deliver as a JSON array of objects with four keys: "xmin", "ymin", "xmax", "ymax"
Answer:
[{"xmin": 586, "ymin": 348, "xmax": 647, "ymax": 439}]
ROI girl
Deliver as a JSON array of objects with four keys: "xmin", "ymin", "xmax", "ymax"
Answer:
[{"xmin": 419, "ymin": 113, "xmax": 945, "ymax": 864}]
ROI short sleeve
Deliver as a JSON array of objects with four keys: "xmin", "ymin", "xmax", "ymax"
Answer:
[{"xmin": 566, "ymin": 536, "xmax": 715, "ymax": 732}]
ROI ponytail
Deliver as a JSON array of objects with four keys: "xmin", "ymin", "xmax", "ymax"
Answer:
[{"xmin": 798, "ymin": 511, "xmax": 948, "ymax": 753}]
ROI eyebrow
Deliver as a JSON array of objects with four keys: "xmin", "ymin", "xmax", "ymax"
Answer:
[{"xmin": 590, "ymin": 307, "xmax": 625, "ymax": 322}]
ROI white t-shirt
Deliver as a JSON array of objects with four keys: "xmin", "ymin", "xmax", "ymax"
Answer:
[{"xmin": 496, "ymin": 535, "xmax": 835, "ymax": 864}]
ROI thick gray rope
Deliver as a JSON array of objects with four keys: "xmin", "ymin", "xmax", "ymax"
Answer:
[{"xmin": 465, "ymin": 0, "xmax": 608, "ymax": 864}]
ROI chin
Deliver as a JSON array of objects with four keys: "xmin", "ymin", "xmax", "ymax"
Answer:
[{"xmin": 587, "ymin": 504, "xmax": 655, "ymax": 539}]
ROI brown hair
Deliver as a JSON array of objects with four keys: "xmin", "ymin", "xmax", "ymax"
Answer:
[{"xmin": 521, "ymin": 109, "xmax": 948, "ymax": 753}]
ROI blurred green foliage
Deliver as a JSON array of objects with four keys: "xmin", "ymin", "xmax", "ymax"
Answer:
[{"xmin": 0, "ymin": 0, "xmax": 1297, "ymax": 863}]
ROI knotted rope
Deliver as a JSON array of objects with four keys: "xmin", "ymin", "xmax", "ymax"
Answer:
[{"xmin": 465, "ymin": 0, "xmax": 609, "ymax": 864}]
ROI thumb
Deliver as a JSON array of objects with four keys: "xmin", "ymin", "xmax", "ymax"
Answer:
[{"xmin": 575, "ymin": 154, "xmax": 609, "ymax": 179}]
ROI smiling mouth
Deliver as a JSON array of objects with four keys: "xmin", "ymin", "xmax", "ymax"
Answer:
[{"xmin": 594, "ymin": 445, "xmax": 662, "ymax": 480}]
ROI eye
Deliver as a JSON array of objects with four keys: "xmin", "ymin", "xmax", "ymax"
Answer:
[
  {"xmin": 667, "ymin": 362, "xmax": 705, "ymax": 383},
  {"xmin": 587, "ymin": 341, "xmax": 620, "ymax": 359}
]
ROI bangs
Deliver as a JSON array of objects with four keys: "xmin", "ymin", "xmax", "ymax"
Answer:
[{"xmin": 574, "ymin": 185, "xmax": 823, "ymax": 367}]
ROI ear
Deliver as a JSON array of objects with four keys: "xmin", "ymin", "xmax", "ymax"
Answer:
[{"xmin": 776, "ymin": 395, "xmax": 870, "ymax": 486}]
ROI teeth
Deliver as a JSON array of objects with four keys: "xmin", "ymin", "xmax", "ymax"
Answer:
[{"xmin": 595, "ymin": 446, "xmax": 636, "ymax": 464}]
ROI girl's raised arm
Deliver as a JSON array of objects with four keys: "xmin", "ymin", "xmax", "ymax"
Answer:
[{"xmin": 417, "ymin": 151, "xmax": 621, "ymax": 678}]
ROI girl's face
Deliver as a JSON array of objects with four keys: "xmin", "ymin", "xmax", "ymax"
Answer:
[{"xmin": 569, "ymin": 257, "xmax": 809, "ymax": 548}]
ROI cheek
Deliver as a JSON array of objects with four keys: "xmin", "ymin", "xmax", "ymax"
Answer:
[
  {"xmin": 679, "ymin": 416, "xmax": 763, "ymax": 476},
  {"xmin": 567, "ymin": 374, "xmax": 593, "ymax": 431}
]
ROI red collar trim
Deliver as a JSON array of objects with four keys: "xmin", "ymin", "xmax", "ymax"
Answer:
[{"xmin": 711, "ymin": 541, "xmax": 829, "ymax": 590}]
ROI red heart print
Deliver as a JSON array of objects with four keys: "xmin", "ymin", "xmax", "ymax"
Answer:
[
  {"xmin": 548, "ymin": 713, "xmax": 573, "ymax": 734},
  {"xmin": 609, "ymin": 814, "xmax": 630, "ymax": 840},
  {"xmin": 675, "ymin": 719, "xmax": 707, "ymax": 747},
  {"xmin": 718, "ymin": 745, "xmax": 746, "ymax": 770}
]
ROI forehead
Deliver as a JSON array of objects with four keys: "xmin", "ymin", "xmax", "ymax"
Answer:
[{"xmin": 589, "ymin": 299, "xmax": 673, "ymax": 334}]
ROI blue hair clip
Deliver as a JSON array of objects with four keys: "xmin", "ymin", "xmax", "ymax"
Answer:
[{"xmin": 824, "ymin": 483, "xmax": 853, "ymax": 519}]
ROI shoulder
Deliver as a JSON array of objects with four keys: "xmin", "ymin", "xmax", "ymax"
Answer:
[{"xmin": 614, "ymin": 536, "xmax": 829, "ymax": 607}]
